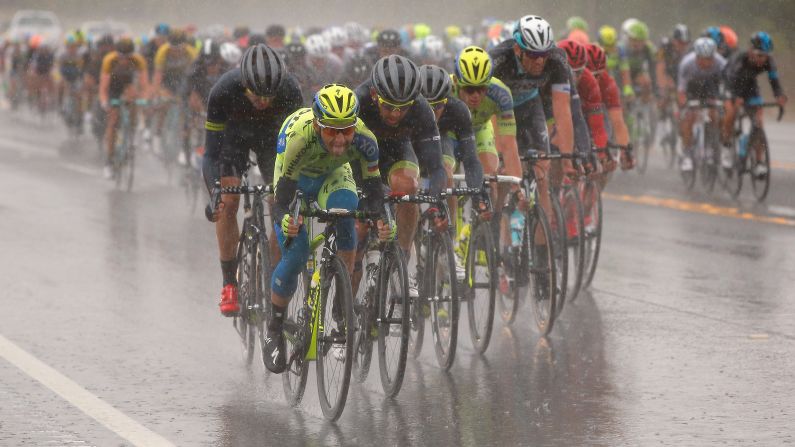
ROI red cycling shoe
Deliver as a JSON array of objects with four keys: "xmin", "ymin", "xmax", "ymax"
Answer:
[{"xmin": 219, "ymin": 284, "xmax": 240, "ymax": 316}]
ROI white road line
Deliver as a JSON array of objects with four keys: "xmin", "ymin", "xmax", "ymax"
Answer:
[
  {"xmin": 0, "ymin": 334, "xmax": 175, "ymax": 447},
  {"xmin": 767, "ymin": 205, "xmax": 795, "ymax": 218}
]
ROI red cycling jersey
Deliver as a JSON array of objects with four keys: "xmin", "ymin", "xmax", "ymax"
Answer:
[
  {"xmin": 595, "ymin": 70, "xmax": 622, "ymax": 110},
  {"xmin": 576, "ymin": 68, "xmax": 608, "ymax": 149}
]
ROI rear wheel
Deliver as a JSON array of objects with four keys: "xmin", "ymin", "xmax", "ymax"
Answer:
[
  {"xmin": 548, "ymin": 191, "xmax": 568, "ymax": 317},
  {"xmin": 316, "ymin": 256, "xmax": 354, "ymax": 421},
  {"xmin": 234, "ymin": 232, "xmax": 256, "ymax": 366},
  {"xmin": 749, "ymin": 128, "xmax": 771, "ymax": 202},
  {"xmin": 561, "ymin": 184, "xmax": 585, "ymax": 304},
  {"xmin": 581, "ymin": 181, "xmax": 603, "ymax": 288},
  {"xmin": 528, "ymin": 206, "xmax": 557, "ymax": 336},
  {"xmin": 429, "ymin": 233, "xmax": 459, "ymax": 370},
  {"xmin": 377, "ymin": 243, "xmax": 410, "ymax": 397},
  {"xmin": 700, "ymin": 125, "xmax": 719, "ymax": 193},
  {"xmin": 408, "ymin": 233, "xmax": 426, "ymax": 358},
  {"xmin": 465, "ymin": 220, "xmax": 496, "ymax": 354},
  {"xmin": 498, "ymin": 205, "xmax": 526, "ymax": 324}
]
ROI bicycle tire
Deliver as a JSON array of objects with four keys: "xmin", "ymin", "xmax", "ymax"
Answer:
[
  {"xmin": 234, "ymin": 228, "xmax": 256, "ymax": 366},
  {"xmin": 316, "ymin": 256, "xmax": 354, "ymax": 421},
  {"xmin": 498, "ymin": 205, "xmax": 525, "ymax": 325},
  {"xmin": 429, "ymin": 232, "xmax": 459, "ymax": 370},
  {"xmin": 700, "ymin": 125, "xmax": 719, "ymax": 193},
  {"xmin": 528, "ymin": 205, "xmax": 557, "ymax": 336},
  {"xmin": 750, "ymin": 129, "xmax": 771, "ymax": 202},
  {"xmin": 409, "ymin": 233, "xmax": 426, "ymax": 359},
  {"xmin": 549, "ymin": 191, "xmax": 568, "ymax": 316},
  {"xmin": 281, "ymin": 271, "xmax": 309, "ymax": 407},
  {"xmin": 561, "ymin": 184, "xmax": 585, "ymax": 304},
  {"xmin": 377, "ymin": 242, "xmax": 410, "ymax": 397},
  {"xmin": 255, "ymin": 225, "xmax": 271, "ymax": 369},
  {"xmin": 581, "ymin": 181, "xmax": 603, "ymax": 288},
  {"xmin": 353, "ymin": 251, "xmax": 376, "ymax": 384},
  {"xmin": 465, "ymin": 219, "xmax": 496, "ymax": 354}
]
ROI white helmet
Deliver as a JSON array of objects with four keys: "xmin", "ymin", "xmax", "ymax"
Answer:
[
  {"xmin": 423, "ymin": 36, "xmax": 445, "ymax": 61},
  {"xmin": 324, "ymin": 27, "xmax": 347, "ymax": 48},
  {"xmin": 514, "ymin": 15, "xmax": 554, "ymax": 52},
  {"xmin": 305, "ymin": 34, "xmax": 331, "ymax": 57},
  {"xmin": 344, "ymin": 22, "xmax": 369, "ymax": 45},
  {"xmin": 219, "ymin": 42, "xmax": 242, "ymax": 65},
  {"xmin": 693, "ymin": 37, "xmax": 717, "ymax": 58},
  {"xmin": 621, "ymin": 18, "xmax": 639, "ymax": 39},
  {"xmin": 449, "ymin": 35, "xmax": 473, "ymax": 55}
]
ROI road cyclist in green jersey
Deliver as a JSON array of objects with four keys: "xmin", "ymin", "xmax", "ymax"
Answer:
[{"xmin": 264, "ymin": 84, "xmax": 394, "ymax": 374}]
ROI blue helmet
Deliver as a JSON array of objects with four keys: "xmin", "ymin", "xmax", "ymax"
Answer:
[
  {"xmin": 750, "ymin": 31, "xmax": 773, "ymax": 53},
  {"xmin": 155, "ymin": 23, "xmax": 170, "ymax": 36},
  {"xmin": 703, "ymin": 26, "xmax": 724, "ymax": 47}
]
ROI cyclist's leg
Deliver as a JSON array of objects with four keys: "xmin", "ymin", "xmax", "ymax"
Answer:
[
  {"xmin": 104, "ymin": 105, "xmax": 120, "ymax": 160},
  {"xmin": 441, "ymin": 133, "xmax": 459, "ymax": 231},
  {"xmin": 318, "ymin": 164, "xmax": 359, "ymax": 276},
  {"xmin": 213, "ymin": 136, "xmax": 249, "ymax": 289},
  {"xmin": 385, "ymin": 139, "xmax": 420, "ymax": 257}
]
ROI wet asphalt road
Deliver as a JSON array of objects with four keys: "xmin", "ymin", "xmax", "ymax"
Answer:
[{"xmin": 1, "ymin": 108, "xmax": 794, "ymax": 446}]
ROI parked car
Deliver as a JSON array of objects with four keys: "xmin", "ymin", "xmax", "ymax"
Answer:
[{"xmin": 6, "ymin": 10, "xmax": 62, "ymax": 45}]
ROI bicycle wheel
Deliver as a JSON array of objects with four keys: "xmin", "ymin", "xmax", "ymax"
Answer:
[
  {"xmin": 749, "ymin": 128, "xmax": 771, "ymax": 202},
  {"xmin": 353, "ymin": 255, "xmax": 375, "ymax": 384},
  {"xmin": 527, "ymin": 205, "xmax": 557, "ymax": 335},
  {"xmin": 234, "ymin": 228, "xmax": 257, "ymax": 366},
  {"xmin": 561, "ymin": 184, "xmax": 585, "ymax": 304},
  {"xmin": 316, "ymin": 256, "xmax": 354, "ymax": 421},
  {"xmin": 548, "ymin": 191, "xmax": 568, "ymax": 317},
  {"xmin": 377, "ymin": 242, "xmax": 410, "ymax": 397},
  {"xmin": 700, "ymin": 125, "xmax": 719, "ymax": 193},
  {"xmin": 679, "ymin": 149, "xmax": 697, "ymax": 191},
  {"xmin": 255, "ymin": 228, "xmax": 271, "ymax": 367},
  {"xmin": 498, "ymin": 207, "xmax": 524, "ymax": 324},
  {"xmin": 465, "ymin": 220, "xmax": 496, "ymax": 354},
  {"xmin": 408, "ymin": 232, "xmax": 426, "ymax": 359},
  {"xmin": 162, "ymin": 103, "xmax": 181, "ymax": 183},
  {"xmin": 429, "ymin": 232, "xmax": 459, "ymax": 370},
  {"xmin": 281, "ymin": 270, "xmax": 309, "ymax": 406},
  {"xmin": 661, "ymin": 113, "xmax": 678, "ymax": 169},
  {"xmin": 633, "ymin": 111, "xmax": 650, "ymax": 174},
  {"xmin": 581, "ymin": 181, "xmax": 603, "ymax": 288}
]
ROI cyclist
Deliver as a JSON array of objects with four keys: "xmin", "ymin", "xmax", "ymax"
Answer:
[
  {"xmin": 597, "ymin": 25, "xmax": 628, "ymax": 93},
  {"xmin": 263, "ymin": 85, "xmax": 393, "ymax": 373},
  {"xmin": 98, "ymin": 37, "xmax": 150, "ymax": 179},
  {"xmin": 489, "ymin": 15, "xmax": 577, "ymax": 221},
  {"xmin": 449, "ymin": 46, "xmax": 524, "ymax": 252},
  {"xmin": 142, "ymin": 23, "xmax": 170, "ymax": 79},
  {"xmin": 677, "ymin": 37, "xmax": 726, "ymax": 172},
  {"xmin": 265, "ymin": 24, "xmax": 286, "ymax": 49},
  {"xmin": 702, "ymin": 26, "xmax": 736, "ymax": 61},
  {"xmin": 586, "ymin": 43, "xmax": 634, "ymax": 170},
  {"xmin": 354, "ymin": 54, "xmax": 447, "ymax": 284},
  {"xmin": 657, "ymin": 24, "xmax": 690, "ymax": 98},
  {"xmin": 363, "ymin": 29, "xmax": 407, "ymax": 66},
  {"xmin": 341, "ymin": 53, "xmax": 370, "ymax": 89},
  {"xmin": 57, "ymin": 34, "xmax": 85, "ymax": 132},
  {"xmin": 203, "ymin": 44, "xmax": 303, "ymax": 316},
  {"xmin": 304, "ymin": 34, "xmax": 344, "ymax": 94},
  {"xmin": 620, "ymin": 20, "xmax": 658, "ymax": 100},
  {"xmin": 283, "ymin": 42, "xmax": 312, "ymax": 104},
  {"xmin": 723, "ymin": 32, "xmax": 787, "ymax": 177},
  {"xmin": 152, "ymin": 28, "xmax": 198, "ymax": 154},
  {"xmin": 28, "ymin": 37, "xmax": 56, "ymax": 115}
]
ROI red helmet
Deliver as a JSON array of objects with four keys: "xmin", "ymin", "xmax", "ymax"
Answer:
[
  {"xmin": 557, "ymin": 39, "xmax": 587, "ymax": 71},
  {"xmin": 585, "ymin": 43, "xmax": 606, "ymax": 73}
]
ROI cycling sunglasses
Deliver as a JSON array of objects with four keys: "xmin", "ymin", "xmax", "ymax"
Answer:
[
  {"xmin": 245, "ymin": 88, "xmax": 275, "ymax": 100},
  {"xmin": 521, "ymin": 48, "xmax": 551, "ymax": 60},
  {"xmin": 377, "ymin": 95, "xmax": 414, "ymax": 112},
  {"xmin": 318, "ymin": 121, "xmax": 356, "ymax": 138},
  {"xmin": 428, "ymin": 98, "xmax": 448, "ymax": 110},
  {"xmin": 461, "ymin": 85, "xmax": 487, "ymax": 95}
]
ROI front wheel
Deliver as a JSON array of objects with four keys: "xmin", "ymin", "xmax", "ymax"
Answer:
[
  {"xmin": 377, "ymin": 243, "xmax": 410, "ymax": 397},
  {"xmin": 561, "ymin": 184, "xmax": 585, "ymax": 304},
  {"xmin": 316, "ymin": 256, "xmax": 354, "ymax": 421},
  {"xmin": 749, "ymin": 128, "xmax": 771, "ymax": 202},
  {"xmin": 581, "ymin": 181, "xmax": 603, "ymax": 288},
  {"xmin": 528, "ymin": 206, "xmax": 557, "ymax": 336},
  {"xmin": 281, "ymin": 271, "xmax": 309, "ymax": 407},
  {"xmin": 465, "ymin": 220, "xmax": 496, "ymax": 355},
  {"xmin": 429, "ymin": 233, "xmax": 459, "ymax": 370}
]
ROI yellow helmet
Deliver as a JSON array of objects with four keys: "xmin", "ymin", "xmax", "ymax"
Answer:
[
  {"xmin": 445, "ymin": 25, "xmax": 462, "ymax": 40},
  {"xmin": 312, "ymin": 84, "xmax": 359, "ymax": 128},
  {"xmin": 454, "ymin": 46, "xmax": 492, "ymax": 87},
  {"xmin": 414, "ymin": 23, "xmax": 432, "ymax": 40},
  {"xmin": 598, "ymin": 25, "xmax": 617, "ymax": 47}
]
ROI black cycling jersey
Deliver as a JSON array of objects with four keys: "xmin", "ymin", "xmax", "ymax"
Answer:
[
  {"xmin": 725, "ymin": 50, "xmax": 784, "ymax": 100},
  {"xmin": 33, "ymin": 49, "xmax": 55, "ymax": 75},
  {"xmin": 203, "ymin": 68, "xmax": 303, "ymax": 188},
  {"xmin": 658, "ymin": 38, "xmax": 687, "ymax": 83},
  {"xmin": 354, "ymin": 79, "xmax": 446, "ymax": 194},
  {"xmin": 436, "ymin": 96, "xmax": 483, "ymax": 188},
  {"xmin": 184, "ymin": 58, "xmax": 228, "ymax": 106},
  {"xmin": 489, "ymin": 40, "xmax": 571, "ymax": 109},
  {"xmin": 141, "ymin": 40, "xmax": 162, "ymax": 77}
]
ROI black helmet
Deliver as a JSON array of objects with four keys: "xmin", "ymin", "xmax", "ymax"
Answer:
[
  {"xmin": 116, "ymin": 37, "xmax": 135, "ymax": 55},
  {"xmin": 266, "ymin": 24, "xmax": 286, "ymax": 39},
  {"xmin": 285, "ymin": 42, "xmax": 306, "ymax": 63},
  {"xmin": 346, "ymin": 54, "xmax": 370, "ymax": 82},
  {"xmin": 168, "ymin": 29, "xmax": 187, "ymax": 46},
  {"xmin": 97, "ymin": 34, "xmax": 114, "ymax": 48},
  {"xmin": 240, "ymin": 44, "xmax": 286, "ymax": 96},
  {"xmin": 418, "ymin": 65, "xmax": 451, "ymax": 102},
  {"xmin": 233, "ymin": 26, "xmax": 250, "ymax": 39},
  {"xmin": 377, "ymin": 29, "xmax": 402, "ymax": 48},
  {"xmin": 247, "ymin": 33, "xmax": 267, "ymax": 47},
  {"xmin": 371, "ymin": 54, "xmax": 421, "ymax": 104}
]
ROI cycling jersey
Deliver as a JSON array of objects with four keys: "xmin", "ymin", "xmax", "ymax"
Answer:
[
  {"xmin": 575, "ymin": 68, "xmax": 608, "ymax": 149},
  {"xmin": 32, "ymin": 49, "xmax": 55, "ymax": 75},
  {"xmin": 621, "ymin": 40, "xmax": 658, "ymax": 90},
  {"xmin": 658, "ymin": 38, "xmax": 688, "ymax": 83},
  {"xmin": 595, "ymin": 71, "xmax": 622, "ymax": 110},
  {"xmin": 677, "ymin": 52, "xmax": 726, "ymax": 100},
  {"xmin": 725, "ymin": 51, "xmax": 784, "ymax": 102},
  {"xmin": 58, "ymin": 52, "xmax": 84, "ymax": 83},
  {"xmin": 436, "ymin": 95, "xmax": 483, "ymax": 188},
  {"xmin": 184, "ymin": 59, "xmax": 229, "ymax": 106},
  {"xmin": 304, "ymin": 54, "xmax": 344, "ymax": 94},
  {"xmin": 203, "ymin": 68, "xmax": 303, "ymax": 186},
  {"xmin": 354, "ymin": 79, "xmax": 446, "ymax": 194},
  {"xmin": 100, "ymin": 51, "xmax": 147, "ymax": 98},
  {"xmin": 154, "ymin": 43, "xmax": 198, "ymax": 93},
  {"xmin": 452, "ymin": 76, "xmax": 517, "ymax": 136},
  {"xmin": 605, "ymin": 45, "xmax": 629, "ymax": 84}
]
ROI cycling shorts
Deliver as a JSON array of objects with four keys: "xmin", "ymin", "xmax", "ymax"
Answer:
[{"xmin": 441, "ymin": 124, "xmax": 498, "ymax": 170}]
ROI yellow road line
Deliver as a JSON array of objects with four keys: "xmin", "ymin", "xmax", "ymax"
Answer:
[
  {"xmin": 771, "ymin": 160, "xmax": 795, "ymax": 171},
  {"xmin": 603, "ymin": 192, "xmax": 795, "ymax": 227}
]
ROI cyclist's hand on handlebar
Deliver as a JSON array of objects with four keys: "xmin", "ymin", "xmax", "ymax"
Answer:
[
  {"xmin": 562, "ymin": 159, "xmax": 578, "ymax": 179},
  {"xmin": 777, "ymin": 95, "xmax": 788, "ymax": 107},
  {"xmin": 620, "ymin": 145, "xmax": 635, "ymax": 171},
  {"xmin": 476, "ymin": 197, "xmax": 492, "ymax": 221},
  {"xmin": 376, "ymin": 219, "xmax": 396, "ymax": 242},
  {"xmin": 427, "ymin": 208, "xmax": 448, "ymax": 232},
  {"xmin": 205, "ymin": 200, "xmax": 224, "ymax": 222},
  {"xmin": 281, "ymin": 214, "xmax": 303, "ymax": 238}
]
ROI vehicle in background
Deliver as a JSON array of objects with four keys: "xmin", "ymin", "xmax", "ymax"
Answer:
[
  {"xmin": 80, "ymin": 20, "xmax": 132, "ymax": 42},
  {"xmin": 6, "ymin": 10, "xmax": 62, "ymax": 45}
]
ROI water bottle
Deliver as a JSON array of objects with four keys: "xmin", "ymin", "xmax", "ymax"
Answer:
[
  {"xmin": 510, "ymin": 210, "xmax": 525, "ymax": 247},
  {"xmin": 739, "ymin": 134, "xmax": 749, "ymax": 159}
]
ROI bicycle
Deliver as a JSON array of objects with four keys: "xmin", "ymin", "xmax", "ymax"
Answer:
[
  {"xmin": 109, "ymin": 98, "xmax": 147, "ymax": 192},
  {"xmin": 628, "ymin": 96, "xmax": 657, "ymax": 174},
  {"xmin": 61, "ymin": 80, "xmax": 83, "ymax": 139},
  {"xmin": 726, "ymin": 102, "xmax": 784, "ymax": 202},
  {"xmin": 579, "ymin": 150, "xmax": 606, "ymax": 289},
  {"xmin": 679, "ymin": 99, "xmax": 723, "ymax": 192},
  {"xmin": 496, "ymin": 150, "xmax": 557, "ymax": 335},
  {"xmin": 280, "ymin": 192, "xmax": 374, "ymax": 421},
  {"xmin": 658, "ymin": 93, "xmax": 679, "ymax": 169},
  {"xmin": 452, "ymin": 174, "xmax": 517, "ymax": 354},
  {"xmin": 406, "ymin": 192, "xmax": 460, "ymax": 370},
  {"xmin": 183, "ymin": 110, "xmax": 206, "ymax": 213},
  {"xmin": 157, "ymin": 96, "xmax": 184, "ymax": 183},
  {"xmin": 209, "ymin": 176, "xmax": 274, "ymax": 367},
  {"xmin": 352, "ymin": 198, "xmax": 410, "ymax": 397}
]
